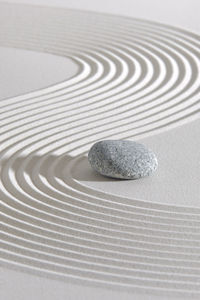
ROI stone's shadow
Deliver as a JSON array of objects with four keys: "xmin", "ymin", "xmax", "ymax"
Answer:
[{"xmin": 73, "ymin": 156, "xmax": 129, "ymax": 182}]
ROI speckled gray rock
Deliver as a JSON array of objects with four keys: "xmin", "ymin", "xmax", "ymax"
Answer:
[{"xmin": 88, "ymin": 140, "xmax": 158, "ymax": 179}]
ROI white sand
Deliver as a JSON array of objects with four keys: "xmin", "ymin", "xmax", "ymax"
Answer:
[{"xmin": 0, "ymin": 2, "xmax": 200, "ymax": 299}]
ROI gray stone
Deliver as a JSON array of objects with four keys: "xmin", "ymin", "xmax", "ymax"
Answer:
[{"xmin": 88, "ymin": 140, "xmax": 158, "ymax": 179}]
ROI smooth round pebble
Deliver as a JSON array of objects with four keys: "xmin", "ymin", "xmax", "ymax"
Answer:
[{"xmin": 88, "ymin": 140, "xmax": 158, "ymax": 179}]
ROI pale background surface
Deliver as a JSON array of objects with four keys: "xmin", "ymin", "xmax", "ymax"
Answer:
[
  {"xmin": 0, "ymin": 47, "xmax": 78, "ymax": 99},
  {"xmin": 2, "ymin": 0, "xmax": 200, "ymax": 34},
  {"xmin": 0, "ymin": 1, "xmax": 199, "ymax": 299}
]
